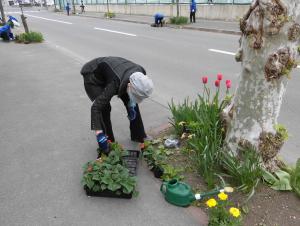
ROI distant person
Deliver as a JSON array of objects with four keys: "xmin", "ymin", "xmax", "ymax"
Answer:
[
  {"xmin": 0, "ymin": 24, "xmax": 14, "ymax": 41},
  {"xmin": 208, "ymin": 0, "xmax": 213, "ymax": 4},
  {"xmin": 66, "ymin": 3, "xmax": 70, "ymax": 16},
  {"xmin": 80, "ymin": 1, "xmax": 85, "ymax": 13},
  {"xmin": 190, "ymin": 0, "xmax": 197, "ymax": 23},
  {"xmin": 153, "ymin": 13, "xmax": 164, "ymax": 27}
]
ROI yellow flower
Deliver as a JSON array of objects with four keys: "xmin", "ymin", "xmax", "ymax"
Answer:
[
  {"xmin": 178, "ymin": 121, "xmax": 186, "ymax": 126},
  {"xmin": 188, "ymin": 134, "xmax": 195, "ymax": 139},
  {"xmin": 218, "ymin": 192, "xmax": 228, "ymax": 201},
  {"xmin": 206, "ymin": 198, "xmax": 217, "ymax": 208},
  {"xmin": 229, "ymin": 207, "xmax": 241, "ymax": 218}
]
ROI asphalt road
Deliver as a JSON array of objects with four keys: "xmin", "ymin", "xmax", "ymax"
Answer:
[
  {"xmin": 1, "ymin": 7, "xmax": 300, "ymax": 226},
  {"xmin": 12, "ymin": 8, "xmax": 298, "ymax": 165}
]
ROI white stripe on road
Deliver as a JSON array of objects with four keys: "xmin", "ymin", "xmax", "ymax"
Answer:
[
  {"xmin": 24, "ymin": 14, "xmax": 72, "ymax": 24},
  {"xmin": 6, "ymin": 11, "xmax": 41, "ymax": 13},
  {"xmin": 209, "ymin": 49, "xmax": 235, "ymax": 55},
  {"xmin": 94, "ymin": 27, "xmax": 137, "ymax": 37},
  {"xmin": 209, "ymin": 48, "xmax": 300, "ymax": 68}
]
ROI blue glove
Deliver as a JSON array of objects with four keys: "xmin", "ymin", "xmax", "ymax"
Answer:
[
  {"xmin": 128, "ymin": 106, "xmax": 137, "ymax": 121},
  {"xmin": 96, "ymin": 132, "xmax": 108, "ymax": 153}
]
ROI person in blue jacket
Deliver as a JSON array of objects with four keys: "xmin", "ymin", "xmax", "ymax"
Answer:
[
  {"xmin": 66, "ymin": 3, "xmax": 70, "ymax": 16},
  {"xmin": 154, "ymin": 13, "xmax": 164, "ymax": 27},
  {"xmin": 0, "ymin": 24, "xmax": 13, "ymax": 41},
  {"xmin": 190, "ymin": 0, "xmax": 197, "ymax": 23}
]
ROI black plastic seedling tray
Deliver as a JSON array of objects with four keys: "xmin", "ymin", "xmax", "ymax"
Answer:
[
  {"xmin": 84, "ymin": 186, "xmax": 133, "ymax": 199},
  {"xmin": 122, "ymin": 150, "xmax": 139, "ymax": 176},
  {"xmin": 84, "ymin": 150, "xmax": 139, "ymax": 198}
]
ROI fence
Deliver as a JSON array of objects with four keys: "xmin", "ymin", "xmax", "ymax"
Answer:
[{"xmin": 71, "ymin": 0, "xmax": 251, "ymax": 5}]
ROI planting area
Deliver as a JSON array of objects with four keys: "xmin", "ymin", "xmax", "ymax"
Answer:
[
  {"xmin": 144, "ymin": 130, "xmax": 300, "ymax": 226},
  {"xmin": 142, "ymin": 75, "xmax": 300, "ymax": 226}
]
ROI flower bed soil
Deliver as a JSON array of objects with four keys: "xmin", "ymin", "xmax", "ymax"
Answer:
[{"xmin": 148, "ymin": 128, "xmax": 300, "ymax": 226}]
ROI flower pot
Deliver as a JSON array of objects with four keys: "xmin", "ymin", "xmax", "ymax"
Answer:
[{"xmin": 153, "ymin": 165, "xmax": 164, "ymax": 178}]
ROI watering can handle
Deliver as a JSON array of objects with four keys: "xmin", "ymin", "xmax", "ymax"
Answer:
[{"xmin": 160, "ymin": 182, "xmax": 167, "ymax": 195}]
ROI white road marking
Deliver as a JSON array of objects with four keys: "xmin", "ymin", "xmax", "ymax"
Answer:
[
  {"xmin": 24, "ymin": 14, "xmax": 72, "ymax": 24},
  {"xmin": 6, "ymin": 11, "xmax": 41, "ymax": 13},
  {"xmin": 209, "ymin": 48, "xmax": 235, "ymax": 55},
  {"xmin": 94, "ymin": 27, "xmax": 136, "ymax": 37},
  {"xmin": 209, "ymin": 48, "xmax": 300, "ymax": 68}
]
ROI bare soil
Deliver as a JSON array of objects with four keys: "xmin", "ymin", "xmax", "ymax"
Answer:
[{"xmin": 149, "ymin": 128, "xmax": 300, "ymax": 226}]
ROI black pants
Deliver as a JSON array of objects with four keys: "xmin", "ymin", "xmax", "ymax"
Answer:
[
  {"xmin": 190, "ymin": 12, "xmax": 196, "ymax": 23},
  {"xmin": 84, "ymin": 83, "xmax": 147, "ymax": 143}
]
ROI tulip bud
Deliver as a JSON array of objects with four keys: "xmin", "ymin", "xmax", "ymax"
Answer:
[
  {"xmin": 217, "ymin": 73, "xmax": 223, "ymax": 81},
  {"xmin": 215, "ymin": 80, "xmax": 220, "ymax": 87},
  {"xmin": 202, "ymin": 76, "xmax": 208, "ymax": 84}
]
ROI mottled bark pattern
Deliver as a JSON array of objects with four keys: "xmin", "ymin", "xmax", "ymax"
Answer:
[
  {"xmin": 225, "ymin": 0, "xmax": 300, "ymax": 168},
  {"xmin": 288, "ymin": 23, "xmax": 300, "ymax": 41},
  {"xmin": 265, "ymin": 47, "xmax": 297, "ymax": 81}
]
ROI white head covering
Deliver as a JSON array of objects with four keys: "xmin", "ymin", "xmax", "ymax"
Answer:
[{"xmin": 129, "ymin": 72, "xmax": 154, "ymax": 103}]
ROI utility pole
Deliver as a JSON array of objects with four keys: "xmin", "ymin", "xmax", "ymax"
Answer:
[
  {"xmin": 176, "ymin": 0, "xmax": 179, "ymax": 17},
  {"xmin": 20, "ymin": 3, "xmax": 29, "ymax": 33},
  {"xmin": 106, "ymin": 0, "xmax": 109, "ymax": 17},
  {"xmin": 72, "ymin": 0, "xmax": 75, "ymax": 14},
  {"xmin": 0, "ymin": 0, "xmax": 6, "ymax": 23}
]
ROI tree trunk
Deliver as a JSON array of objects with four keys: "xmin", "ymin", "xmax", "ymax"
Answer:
[
  {"xmin": 0, "ymin": 0, "xmax": 6, "ymax": 23},
  {"xmin": 176, "ymin": 0, "xmax": 179, "ymax": 17},
  {"xmin": 224, "ymin": 0, "xmax": 300, "ymax": 171}
]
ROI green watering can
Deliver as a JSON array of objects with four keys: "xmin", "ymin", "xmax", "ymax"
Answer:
[{"xmin": 160, "ymin": 179, "xmax": 233, "ymax": 207}]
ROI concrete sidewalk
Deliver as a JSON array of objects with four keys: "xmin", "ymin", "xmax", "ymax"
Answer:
[{"xmin": 75, "ymin": 11, "xmax": 241, "ymax": 35}]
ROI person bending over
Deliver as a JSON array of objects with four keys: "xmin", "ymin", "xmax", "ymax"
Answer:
[{"xmin": 80, "ymin": 57, "xmax": 154, "ymax": 155}]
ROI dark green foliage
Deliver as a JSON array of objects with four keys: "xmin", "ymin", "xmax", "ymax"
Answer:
[
  {"xmin": 290, "ymin": 158, "xmax": 300, "ymax": 197},
  {"xmin": 81, "ymin": 143, "xmax": 137, "ymax": 195},
  {"xmin": 169, "ymin": 87, "xmax": 229, "ymax": 188},
  {"xmin": 221, "ymin": 147, "xmax": 263, "ymax": 193},
  {"xmin": 15, "ymin": 31, "xmax": 44, "ymax": 43},
  {"xmin": 104, "ymin": 12, "xmax": 115, "ymax": 18},
  {"xmin": 169, "ymin": 16, "xmax": 188, "ymax": 25}
]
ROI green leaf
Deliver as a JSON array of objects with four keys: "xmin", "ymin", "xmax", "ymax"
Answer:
[
  {"xmin": 271, "ymin": 170, "xmax": 292, "ymax": 191},
  {"xmin": 108, "ymin": 182, "xmax": 121, "ymax": 192},
  {"xmin": 92, "ymin": 174, "xmax": 101, "ymax": 181}
]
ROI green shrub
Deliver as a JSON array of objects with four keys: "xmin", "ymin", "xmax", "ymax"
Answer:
[
  {"xmin": 169, "ymin": 16, "xmax": 188, "ymax": 25},
  {"xmin": 221, "ymin": 147, "xmax": 263, "ymax": 194},
  {"xmin": 15, "ymin": 31, "xmax": 44, "ymax": 43},
  {"xmin": 104, "ymin": 12, "xmax": 115, "ymax": 18}
]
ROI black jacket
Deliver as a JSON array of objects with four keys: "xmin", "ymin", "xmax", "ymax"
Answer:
[{"xmin": 80, "ymin": 57, "xmax": 146, "ymax": 130}]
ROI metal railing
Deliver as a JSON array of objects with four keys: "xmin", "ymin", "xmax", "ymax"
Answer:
[{"xmin": 73, "ymin": 0, "xmax": 251, "ymax": 5}]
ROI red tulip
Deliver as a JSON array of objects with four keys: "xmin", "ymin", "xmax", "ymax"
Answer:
[
  {"xmin": 217, "ymin": 73, "xmax": 223, "ymax": 81},
  {"xmin": 215, "ymin": 80, "xmax": 220, "ymax": 87},
  {"xmin": 202, "ymin": 76, "xmax": 208, "ymax": 84},
  {"xmin": 226, "ymin": 80, "xmax": 231, "ymax": 88}
]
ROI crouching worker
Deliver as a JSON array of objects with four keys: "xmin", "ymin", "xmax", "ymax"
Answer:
[
  {"xmin": 152, "ymin": 13, "xmax": 164, "ymax": 27},
  {"xmin": 0, "ymin": 24, "xmax": 13, "ymax": 41},
  {"xmin": 80, "ymin": 57, "xmax": 154, "ymax": 156}
]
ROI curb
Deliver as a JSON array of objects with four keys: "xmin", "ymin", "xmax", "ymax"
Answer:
[{"xmin": 75, "ymin": 13, "xmax": 241, "ymax": 35}]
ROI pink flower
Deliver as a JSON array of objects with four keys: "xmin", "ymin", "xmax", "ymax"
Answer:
[
  {"xmin": 202, "ymin": 76, "xmax": 208, "ymax": 84},
  {"xmin": 226, "ymin": 80, "xmax": 231, "ymax": 89},
  {"xmin": 217, "ymin": 73, "xmax": 223, "ymax": 81},
  {"xmin": 215, "ymin": 80, "xmax": 220, "ymax": 87}
]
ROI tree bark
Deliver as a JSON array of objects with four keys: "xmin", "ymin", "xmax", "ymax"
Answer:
[
  {"xmin": 0, "ymin": 0, "xmax": 6, "ymax": 23},
  {"xmin": 224, "ymin": 0, "xmax": 300, "ymax": 171}
]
